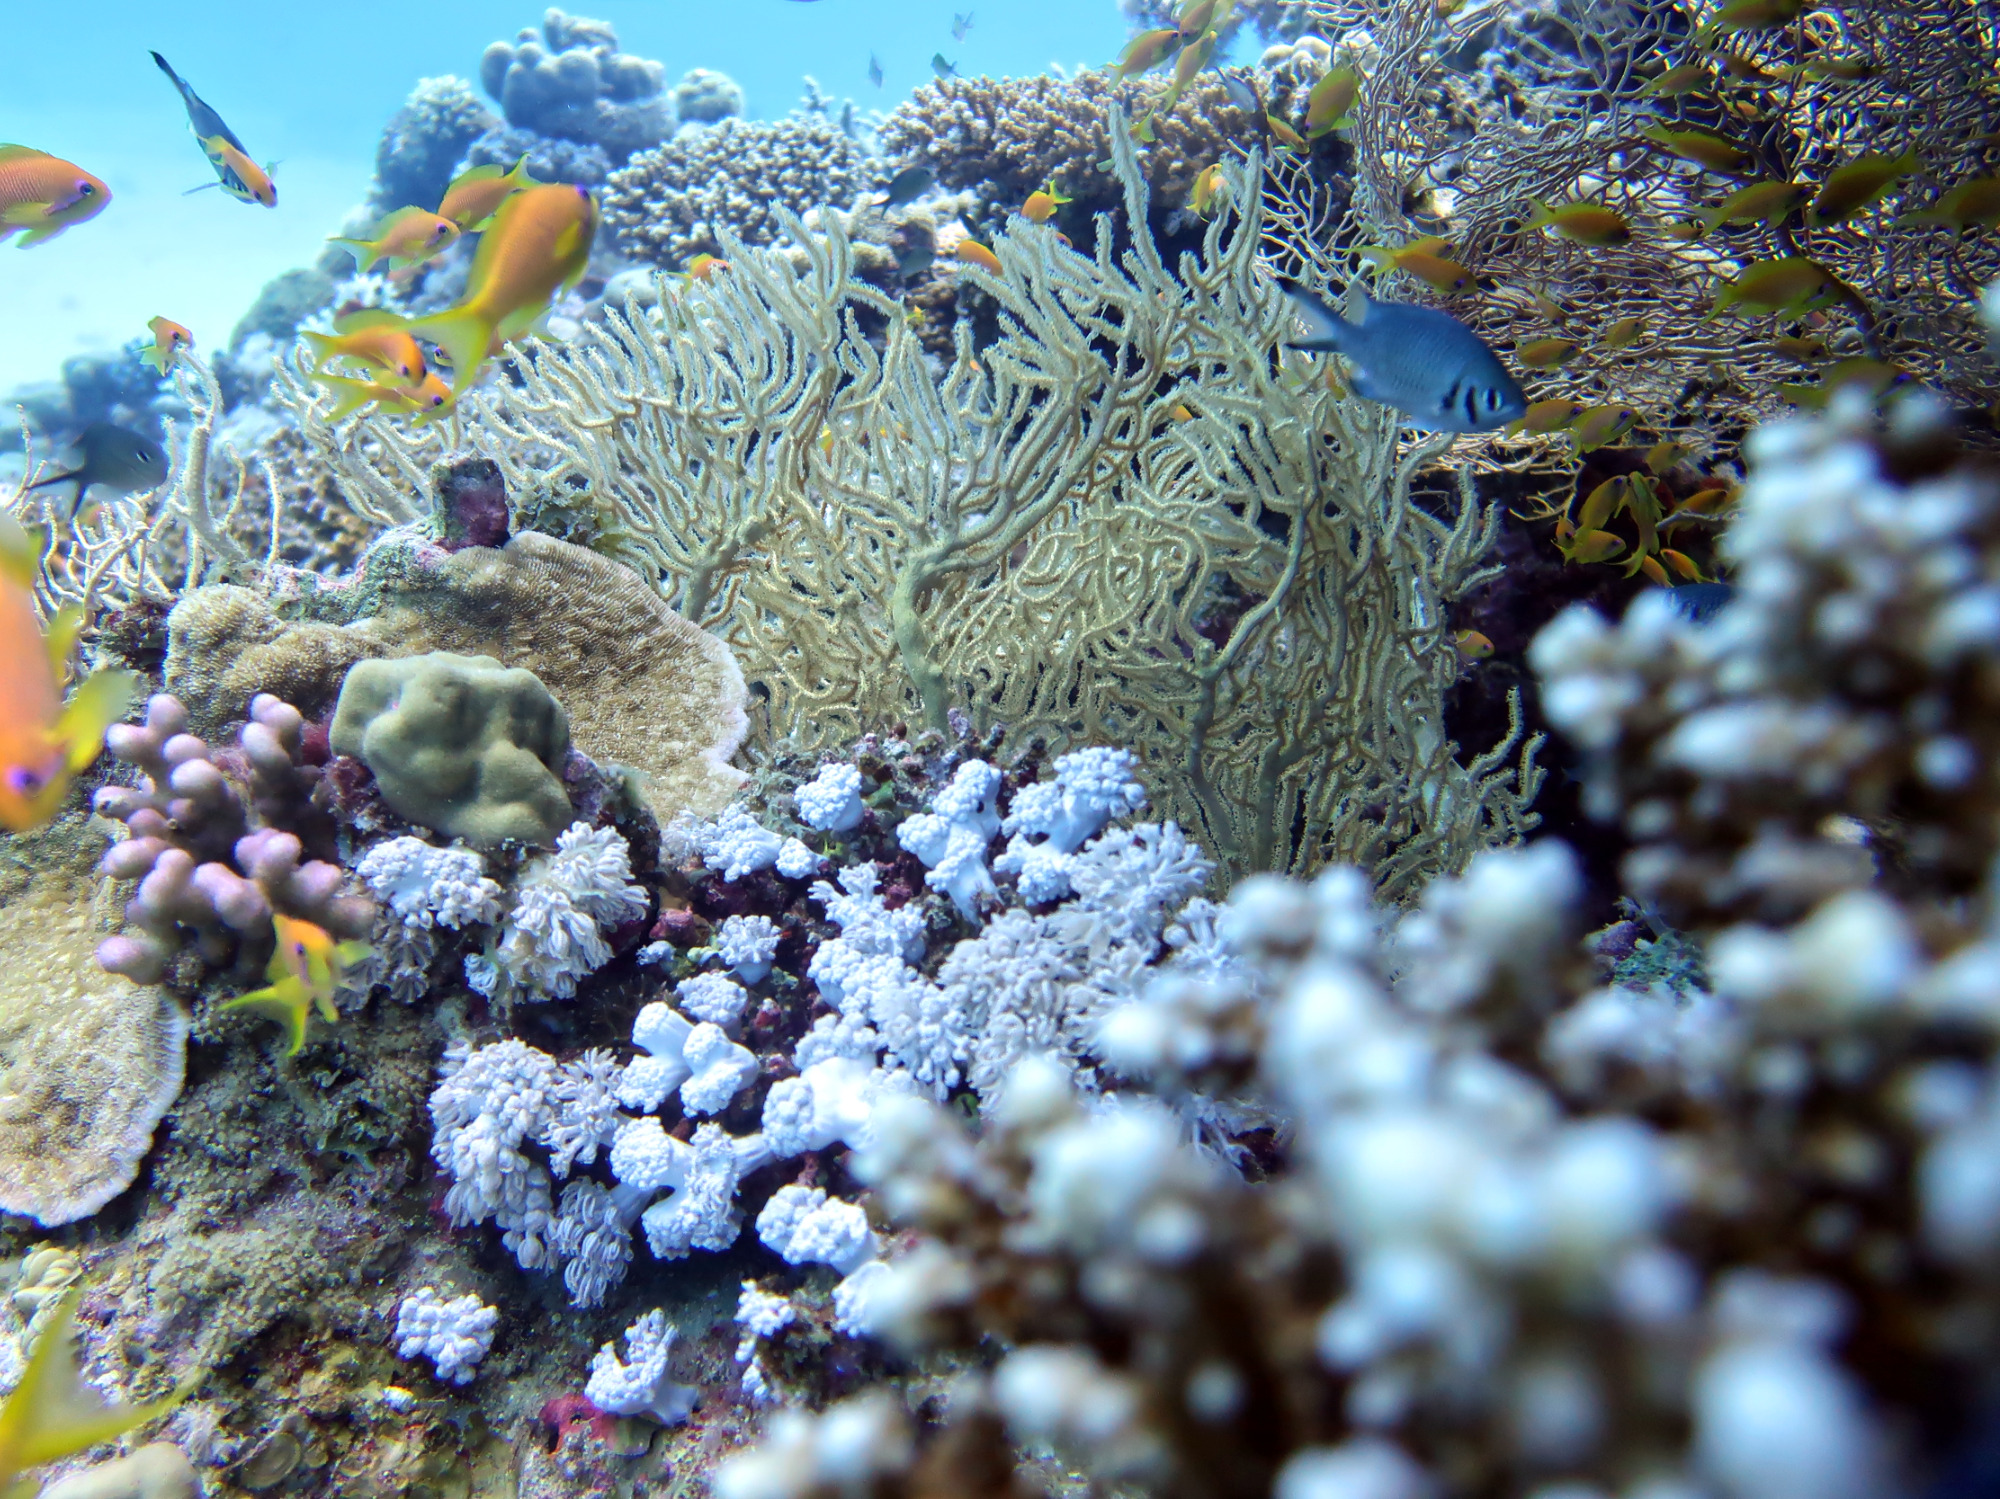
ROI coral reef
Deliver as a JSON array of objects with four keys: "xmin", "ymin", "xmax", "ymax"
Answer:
[
  {"xmin": 672, "ymin": 67, "xmax": 745, "ymax": 126},
  {"xmin": 477, "ymin": 8, "xmax": 671, "ymax": 165},
  {"xmin": 394, "ymin": 1288, "xmax": 499, "ymax": 1385},
  {"xmin": 369, "ymin": 76, "xmax": 498, "ymax": 213},
  {"xmin": 603, "ymin": 116, "xmax": 876, "ymax": 270},
  {"xmin": 331, "ymin": 651, "xmax": 576, "ymax": 848}
]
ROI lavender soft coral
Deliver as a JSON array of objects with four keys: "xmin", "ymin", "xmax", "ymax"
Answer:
[{"xmin": 94, "ymin": 693, "xmax": 373, "ymax": 985}]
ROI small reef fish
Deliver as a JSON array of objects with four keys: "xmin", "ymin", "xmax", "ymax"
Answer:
[
  {"xmin": 0, "ymin": 145, "xmax": 110, "ymax": 248},
  {"xmin": 1562, "ymin": 529, "xmax": 1625, "ymax": 564},
  {"xmin": 1167, "ymin": 30, "xmax": 1218, "ymax": 100},
  {"xmin": 1511, "ymin": 397, "xmax": 1585, "ymax": 435},
  {"xmin": 1452, "ymin": 629, "xmax": 1494, "ymax": 660},
  {"xmin": 1524, "ymin": 199, "xmax": 1630, "ymax": 245},
  {"xmin": 330, "ymin": 206, "xmax": 461, "ymax": 273},
  {"xmin": 1641, "ymin": 124, "xmax": 1753, "ymax": 174},
  {"xmin": 222, "ymin": 913, "xmax": 371, "ymax": 1056},
  {"xmin": 1645, "ymin": 439, "xmax": 1693, "ymax": 475},
  {"xmin": 151, "ymin": 52, "xmax": 276, "ymax": 207},
  {"xmin": 1264, "ymin": 113, "xmax": 1307, "ymax": 150},
  {"xmin": 1801, "ymin": 55, "xmax": 1873, "ymax": 82},
  {"xmin": 0, "ymin": 1287, "xmax": 185, "ymax": 1491},
  {"xmin": 892, "ymin": 238, "xmax": 935, "ymax": 276},
  {"xmin": 874, "ymin": 166, "xmax": 935, "ymax": 207},
  {"xmin": 0, "ymin": 513, "xmax": 135, "ymax": 832},
  {"xmin": 1698, "ymin": 179, "xmax": 1811, "ymax": 232},
  {"xmin": 1898, "ymin": 175, "xmax": 2000, "ymax": 230},
  {"xmin": 1190, "ymin": 162, "xmax": 1225, "ymax": 216},
  {"xmin": 437, "ymin": 156, "xmax": 538, "ymax": 232},
  {"xmin": 140, "ymin": 316, "xmax": 193, "ymax": 375},
  {"xmin": 1218, "ymin": 70, "xmax": 1260, "ymax": 112},
  {"xmin": 1699, "ymin": 0, "xmax": 1806, "ymax": 35},
  {"xmin": 1358, "ymin": 238, "xmax": 1474, "ymax": 294},
  {"xmin": 399, "ymin": 182, "xmax": 598, "ymax": 397},
  {"xmin": 1643, "ymin": 63, "xmax": 1712, "ymax": 96},
  {"xmin": 303, "ymin": 310, "xmax": 431, "ymax": 386},
  {"xmin": 1571, "ymin": 403, "xmax": 1638, "ymax": 453},
  {"xmin": 1806, "ymin": 150, "xmax": 1917, "ymax": 226},
  {"xmin": 953, "ymin": 11, "xmax": 975, "ymax": 41},
  {"xmin": 1278, "ymin": 279, "xmax": 1527, "ymax": 433},
  {"xmin": 868, "ymin": 53, "xmax": 885, "ymax": 89},
  {"xmin": 1708, "ymin": 255, "xmax": 1847, "ymax": 317},
  {"xmin": 1769, "ymin": 333, "xmax": 1829, "ymax": 362},
  {"xmin": 932, "ymin": 53, "xmax": 960, "ymax": 79},
  {"xmin": 955, "ymin": 239, "xmax": 1003, "ymax": 274},
  {"xmin": 1515, "ymin": 337, "xmax": 1579, "ymax": 369},
  {"xmin": 1304, "ymin": 65, "xmax": 1359, "ymax": 136},
  {"xmin": 1177, "ymin": 0, "xmax": 1228, "ymax": 33},
  {"xmin": 1022, "ymin": 183, "xmax": 1071, "ymax": 222},
  {"xmin": 1111, "ymin": 28, "xmax": 1182, "ymax": 85},
  {"xmin": 25, "ymin": 423, "xmax": 168, "ymax": 513},
  {"xmin": 684, "ymin": 253, "xmax": 728, "ymax": 281},
  {"xmin": 316, "ymin": 370, "xmax": 453, "ymax": 423},
  {"xmin": 1599, "ymin": 317, "xmax": 1645, "ymax": 349}
]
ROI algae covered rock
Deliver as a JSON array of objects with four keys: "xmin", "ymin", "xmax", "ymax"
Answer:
[{"xmin": 331, "ymin": 652, "xmax": 574, "ymax": 847}]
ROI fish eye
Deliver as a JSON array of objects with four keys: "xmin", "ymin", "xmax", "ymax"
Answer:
[
  {"xmin": 431, "ymin": 395, "xmax": 445, "ymax": 406},
  {"xmin": 1483, "ymin": 388, "xmax": 1501, "ymax": 412},
  {"xmin": 7, "ymin": 767, "xmax": 43, "ymax": 796},
  {"xmin": 77, "ymin": 183, "xmax": 94, "ymax": 196}
]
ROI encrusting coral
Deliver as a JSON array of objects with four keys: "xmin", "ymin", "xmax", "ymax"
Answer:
[
  {"xmin": 474, "ymin": 6, "xmax": 671, "ymax": 175},
  {"xmin": 331, "ymin": 651, "xmax": 576, "ymax": 848}
]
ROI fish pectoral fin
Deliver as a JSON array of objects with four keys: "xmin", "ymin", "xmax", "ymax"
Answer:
[
  {"xmin": 55, "ymin": 668, "xmax": 137, "ymax": 774},
  {"xmin": 220, "ymin": 979, "xmax": 314, "ymax": 1055}
]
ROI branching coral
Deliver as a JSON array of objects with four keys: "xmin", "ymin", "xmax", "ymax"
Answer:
[{"xmin": 326, "ymin": 124, "xmax": 1537, "ymax": 885}]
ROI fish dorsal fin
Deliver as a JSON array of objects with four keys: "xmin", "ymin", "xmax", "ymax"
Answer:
[
  {"xmin": 453, "ymin": 163, "xmax": 504, "ymax": 185},
  {"xmin": 0, "ymin": 145, "xmax": 45, "ymax": 164},
  {"xmin": 334, "ymin": 309, "xmax": 406, "ymax": 334},
  {"xmin": 0, "ymin": 513, "xmax": 39, "ymax": 590}
]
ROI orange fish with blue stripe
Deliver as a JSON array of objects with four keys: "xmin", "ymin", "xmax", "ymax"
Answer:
[
  {"xmin": 0, "ymin": 513, "xmax": 136, "ymax": 831},
  {"xmin": 151, "ymin": 52, "xmax": 277, "ymax": 207},
  {"xmin": 221, "ymin": 913, "xmax": 371, "ymax": 1055}
]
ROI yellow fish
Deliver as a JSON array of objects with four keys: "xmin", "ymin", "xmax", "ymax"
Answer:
[
  {"xmin": 1022, "ymin": 182, "xmax": 1072, "ymax": 223},
  {"xmin": 330, "ymin": 206, "xmax": 461, "ymax": 273},
  {"xmin": 1897, "ymin": 175, "xmax": 2000, "ymax": 230},
  {"xmin": 1708, "ymin": 256, "xmax": 1847, "ymax": 317},
  {"xmin": 437, "ymin": 156, "xmax": 539, "ymax": 232},
  {"xmin": 1510, "ymin": 397, "xmax": 1585, "ymax": 435},
  {"xmin": 1515, "ymin": 337, "xmax": 1579, "ymax": 369},
  {"xmin": 1110, "ymin": 28, "xmax": 1182, "ymax": 84},
  {"xmin": 140, "ymin": 316, "xmax": 194, "ymax": 376},
  {"xmin": 1641, "ymin": 124, "xmax": 1752, "ymax": 174},
  {"xmin": 1189, "ymin": 163, "xmax": 1225, "ymax": 216},
  {"xmin": 1358, "ymin": 238, "xmax": 1474, "ymax": 293},
  {"xmin": 1571, "ymin": 403, "xmax": 1638, "ymax": 452},
  {"xmin": 1451, "ymin": 629, "xmax": 1494, "ymax": 660},
  {"xmin": 152, "ymin": 51, "xmax": 277, "ymax": 207},
  {"xmin": 1698, "ymin": 179, "xmax": 1812, "ymax": 232},
  {"xmin": 303, "ymin": 310, "xmax": 431, "ymax": 387},
  {"xmin": 316, "ymin": 370, "xmax": 453, "ymax": 423},
  {"xmin": 1305, "ymin": 66, "xmax": 1359, "ymax": 137},
  {"xmin": 221, "ymin": 913, "xmax": 371, "ymax": 1056},
  {"xmin": 1599, "ymin": 317, "xmax": 1645, "ymax": 349},
  {"xmin": 1642, "ymin": 63, "xmax": 1712, "ymax": 96},
  {"xmin": 0, "ymin": 145, "xmax": 110, "ymax": 248},
  {"xmin": 1806, "ymin": 150, "xmax": 1917, "ymax": 226},
  {"xmin": 1265, "ymin": 113, "xmax": 1307, "ymax": 150},
  {"xmin": 0, "ymin": 515, "xmax": 134, "ymax": 832},
  {"xmin": 955, "ymin": 239, "xmax": 1003, "ymax": 274},
  {"xmin": 1562, "ymin": 528, "xmax": 1626, "ymax": 564},
  {"xmin": 1523, "ymin": 199, "xmax": 1631, "ymax": 245},
  {"xmin": 1698, "ymin": 0, "xmax": 1807, "ymax": 35},
  {"xmin": 0, "ymin": 1287, "xmax": 185, "ymax": 1494},
  {"xmin": 399, "ymin": 183, "xmax": 598, "ymax": 396}
]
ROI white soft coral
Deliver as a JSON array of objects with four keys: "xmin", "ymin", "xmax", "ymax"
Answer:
[
  {"xmin": 585, "ymin": 1309, "xmax": 698, "ymax": 1425},
  {"xmin": 467, "ymin": 823, "xmax": 647, "ymax": 1001}
]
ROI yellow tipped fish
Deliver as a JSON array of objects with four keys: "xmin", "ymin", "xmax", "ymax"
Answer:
[
  {"xmin": 1111, "ymin": 28, "xmax": 1182, "ymax": 84},
  {"xmin": 153, "ymin": 52, "xmax": 276, "ymax": 206},
  {"xmin": 1642, "ymin": 124, "xmax": 1753, "ymax": 174},
  {"xmin": 1600, "ymin": 317, "xmax": 1645, "ymax": 349},
  {"xmin": 1698, "ymin": 0, "xmax": 1807, "ymax": 35},
  {"xmin": 1896, "ymin": 175, "xmax": 2000, "ymax": 230},
  {"xmin": 221, "ymin": 913, "xmax": 371, "ymax": 1056},
  {"xmin": 1511, "ymin": 397, "xmax": 1586, "ymax": 435},
  {"xmin": 438, "ymin": 155, "xmax": 539, "ymax": 231},
  {"xmin": 141, "ymin": 316, "xmax": 194, "ymax": 376},
  {"xmin": 1022, "ymin": 182, "xmax": 1072, "ymax": 223},
  {"xmin": 683, "ymin": 252, "xmax": 729, "ymax": 282},
  {"xmin": 1523, "ymin": 199, "xmax": 1631, "ymax": 245},
  {"xmin": 316, "ymin": 370, "xmax": 454, "ymax": 423},
  {"xmin": 398, "ymin": 183, "xmax": 598, "ymax": 395},
  {"xmin": 1571, "ymin": 403, "xmax": 1638, "ymax": 452},
  {"xmin": 955, "ymin": 239, "xmax": 1003, "ymax": 274},
  {"xmin": 1802, "ymin": 55, "xmax": 1873, "ymax": 82},
  {"xmin": 1769, "ymin": 333, "xmax": 1829, "ymax": 363},
  {"xmin": 0, "ymin": 145, "xmax": 110, "ymax": 248},
  {"xmin": 1807, "ymin": 151, "xmax": 1918, "ymax": 226},
  {"xmin": 1305, "ymin": 65, "xmax": 1359, "ymax": 136},
  {"xmin": 331, "ymin": 206, "xmax": 462, "ymax": 273},
  {"xmin": 0, "ymin": 1287, "xmax": 186, "ymax": 1493},
  {"xmin": 1515, "ymin": 337, "xmax": 1579, "ymax": 369},
  {"xmin": 1265, "ymin": 113, "xmax": 1307, "ymax": 150},
  {"xmin": 1576, "ymin": 476, "xmax": 1624, "ymax": 534},
  {"xmin": 1358, "ymin": 238, "xmax": 1474, "ymax": 293},
  {"xmin": 303, "ymin": 310, "xmax": 431, "ymax": 387},
  {"xmin": 1451, "ymin": 629, "xmax": 1494, "ymax": 660},
  {"xmin": 1189, "ymin": 163, "xmax": 1225, "ymax": 216},
  {"xmin": 1643, "ymin": 63, "xmax": 1712, "ymax": 96},
  {"xmin": 1645, "ymin": 439, "xmax": 1693, "ymax": 475},
  {"xmin": 0, "ymin": 513, "xmax": 135, "ymax": 832},
  {"xmin": 1563, "ymin": 529, "xmax": 1627, "ymax": 564},
  {"xmin": 1699, "ymin": 179, "xmax": 1811, "ymax": 231},
  {"xmin": 1708, "ymin": 256, "xmax": 1847, "ymax": 317}
]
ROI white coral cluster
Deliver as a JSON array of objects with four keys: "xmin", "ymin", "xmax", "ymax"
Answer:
[
  {"xmin": 356, "ymin": 836, "xmax": 504, "ymax": 930},
  {"xmin": 586, "ymin": 1308, "xmax": 699, "ymax": 1426},
  {"xmin": 394, "ymin": 1287, "xmax": 498, "ymax": 1385},
  {"xmin": 734, "ymin": 1281, "xmax": 798, "ymax": 1405},
  {"xmin": 896, "ymin": 759, "xmax": 1004, "ymax": 918},
  {"xmin": 466, "ymin": 822, "xmax": 647, "ymax": 1002},
  {"xmin": 996, "ymin": 747, "xmax": 1149, "ymax": 902}
]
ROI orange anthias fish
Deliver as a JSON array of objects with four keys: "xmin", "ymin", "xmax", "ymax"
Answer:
[
  {"xmin": 0, "ymin": 514, "xmax": 135, "ymax": 831},
  {"xmin": 140, "ymin": 316, "xmax": 194, "ymax": 375},
  {"xmin": 330, "ymin": 205, "xmax": 461, "ymax": 273},
  {"xmin": 437, "ymin": 155, "xmax": 539, "ymax": 231},
  {"xmin": 221, "ymin": 913, "xmax": 371, "ymax": 1055},
  {"xmin": 0, "ymin": 1287, "xmax": 185, "ymax": 1493},
  {"xmin": 152, "ymin": 52, "xmax": 276, "ymax": 207},
  {"xmin": 315, "ymin": 370, "xmax": 453, "ymax": 424},
  {"xmin": 302, "ymin": 310, "xmax": 430, "ymax": 386},
  {"xmin": 0, "ymin": 145, "xmax": 110, "ymax": 248},
  {"xmin": 955, "ymin": 239, "xmax": 1003, "ymax": 274},
  {"xmin": 399, "ymin": 183, "xmax": 598, "ymax": 397}
]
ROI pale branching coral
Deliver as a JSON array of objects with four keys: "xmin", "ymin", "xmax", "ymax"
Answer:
[
  {"xmin": 584, "ymin": 1308, "xmax": 698, "ymax": 1426},
  {"xmin": 679, "ymin": 1023, "xmax": 758, "ymax": 1116},
  {"xmin": 394, "ymin": 1287, "xmax": 498, "ymax": 1385},
  {"xmin": 895, "ymin": 759, "xmax": 1002, "ymax": 918},
  {"xmin": 714, "ymin": 914, "xmax": 780, "ymax": 987},
  {"xmin": 734, "ymin": 1281, "xmax": 797, "ymax": 1406},
  {"xmin": 795, "ymin": 762, "xmax": 865, "ymax": 835},
  {"xmin": 603, "ymin": 116, "xmax": 875, "ymax": 269},
  {"xmin": 428, "ymin": 1039, "xmax": 561, "ymax": 1269},
  {"xmin": 679, "ymin": 967, "xmax": 751, "ymax": 1026},
  {"xmin": 466, "ymin": 821, "xmax": 647, "ymax": 1002},
  {"xmin": 333, "ymin": 124, "xmax": 1536, "ymax": 884}
]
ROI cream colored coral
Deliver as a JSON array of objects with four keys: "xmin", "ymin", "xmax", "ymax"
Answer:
[
  {"xmin": 0, "ymin": 861, "xmax": 187, "ymax": 1226},
  {"xmin": 38, "ymin": 1443, "xmax": 198, "ymax": 1499},
  {"xmin": 12, "ymin": 1244, "xmax": 82, "ymax": 1328}
]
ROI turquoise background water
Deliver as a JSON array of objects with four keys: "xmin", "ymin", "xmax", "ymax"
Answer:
[{"xmin": 0, "ymin": 1, "xmax": 1127, "ymax": 393}]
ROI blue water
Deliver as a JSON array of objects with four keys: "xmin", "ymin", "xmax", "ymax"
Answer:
[{"xmin": 0, "ymin": 0, "xmax": 1127, "ymax": 392}]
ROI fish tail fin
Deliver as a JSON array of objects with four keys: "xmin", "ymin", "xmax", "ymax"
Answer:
[
  {"xmin": 314, "ymin": 375, "xmax": 377, "ymax": 423},
  {"xmin": 1276, "ymin": 278, "xmax": 1352, "ymax": 353},
  {"xmin": 402, "ymin": 308, "xmax": 496, "ymax": 396},
  {"xmin": 220, "ymin": 977, "xmax": 313, "ymax": 1055},
  {"xmin": 299, "ymin": 329, "xmax": 337, "ymax": 367},
  {"xmin": 5, "ymin": 1290, "xmax": 186, "ymax": 1475},
  {"xmin": 327, "ymin": 237, "xmax": 379, "ymax": 272},
  {"xmin": 42, "ymin": 604, "xmax": 82, "ymax": 681},
  {"xmin": 149, "ymin": 50, "xmax": 190, "ymax": 99},
  {"xmin": 55, "ymin": 669, "xmax": 137, "ymax": 774}
]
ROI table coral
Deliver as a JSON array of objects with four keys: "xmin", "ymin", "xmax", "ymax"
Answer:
[
  {"xmin": 331, "ymin": 651, "xmax": 576, "ymax": 848},
  {"xmin": 601, "ymin": 115, "xmax": 875, "ymax": 269}
]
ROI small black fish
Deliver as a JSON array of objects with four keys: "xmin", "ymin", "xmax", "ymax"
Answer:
[
  {"xmin": 932, "ymin": 53, "xmax": 960, "ymax": 79},
  {"xmin": 25, "ymin": 423, "xmax": 169, "ymax": 514},
  {"xmin": 893, "ymin": 238, "xmax": 936, "ymax": 276},
  {"xmin": 1664, "ymin": 582, "xmax": 1734, "ymax": 623},
  {"xmin": 868, "ymin": 53, "xmax": 884, "ymax": 88},
  {"xmin": 875, "ymin": 165, "xmax": 935, "ymax": 207},
  {"xmin": 1278, "ymin": 279, "xmax": 1527, "ymax": 433},
  {"xmin": 953, "ymin": 11, "xmax": 975, "ymax": 41}
]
